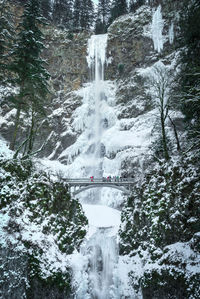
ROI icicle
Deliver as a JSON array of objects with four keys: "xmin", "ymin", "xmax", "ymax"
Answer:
[
  {"xmin": 169, "ymin": 22, "xmax": 174, "ymax": 44},
  {"xmin": 152, "ymin": 5, "xmax": 164, "ymax": 53}
]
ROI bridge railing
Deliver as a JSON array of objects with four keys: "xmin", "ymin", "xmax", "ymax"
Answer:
[{"xmin": 64, "ymin": 177, "xmax": 135, "ymax": 183}]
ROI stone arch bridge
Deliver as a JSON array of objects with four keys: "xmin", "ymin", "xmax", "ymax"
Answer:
[{"xmin": 64, "ymin": 178, "xmax": 134, "ymax": 196}]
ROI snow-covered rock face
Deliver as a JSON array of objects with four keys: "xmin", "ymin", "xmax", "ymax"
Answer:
[
  {"xmin": 50, "ymin": 4, "xmax": 184, "ymax": 184},
  {"xmin": 1, "ymin": 3, "xmax": 183, "ymax": 173},
  {"xmin": 0, "ymin": 29, "xmax": 91, "ymax": 159},
  {"xmin": 106, "ymin": 6, "xmax": 153, "ymax": 81},
  {"xmin": 105, "ymin": 3, "xmax": 180, "ymax": 109},
  {"xmin": 43, "ymin": 28, "xmax": 90, "ymax": 92}
]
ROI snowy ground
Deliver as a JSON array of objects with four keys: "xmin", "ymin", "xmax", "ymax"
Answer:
[{"xmin": 0, "ymin": 137, "xmax": 12, "ymax": 158}]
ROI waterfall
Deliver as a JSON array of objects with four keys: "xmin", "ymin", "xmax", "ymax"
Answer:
[
  {"xmin": 83, "ymin": 228, "xmax": 119, "ymax": 299},
  {"xmin": 71, "ymin": 35, "xmax": 120, "ymax": 299},
  {"xmin": 86, "ymin": 34, "xmax": 108, "ymax": 178},
  {"xmin": 73, "ymin": 216, "xmax": 121, "ymax": 299},
  {"xmin": 70, "ymin": 34, "xmax": 140, "ymax": 299}
]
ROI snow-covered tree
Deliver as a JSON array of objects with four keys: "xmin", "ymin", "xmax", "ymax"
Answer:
[
  {"xmin": 52, "ymin": 0, "xmax": 73, "ymax": 28},
  {"xmin": 41, "ymin": 0, "xmax": 52, "ymax": 21},
  {"xmin": 72, "ymin": 0, "xmax": 94, "ymax": 31},
  {"xmin": 0, "ymin": 0, "xmax": 14, "ymax": 85},
  {"xmin": 95, "ymin": 0, "xmax": 111, "ymax": 34},
  {"xmin": 79, "ymin": 0, "xmax": 95, "ymax": 30},
  {"xmin": 0, "ymin": 156, "xmax": 88, "ymax": 297},
  {"xmin": 178, "ymin": 0, "xmax": 200, "ymax": 156},
  {"xmin": 9, "ymin": 0, "xmax": 50, "ymax": 153},
  {"xmin": 72, "ymin": 0, "xmax": 81, "ymax": 30},
  {"xmin": 129, "ymin": 0, "xmax": 145, "ymax": 12},
  {"xmin": 119, "ymin": 156, "xmax": 200, "ymax": 298},
  {"xmin": 151, "ymin": 65, "xmax": 171, "ymax": 160},
  {"xmin": 143, "ymin": 63, "xmax": 178, "ymax": 160},
  {"xmin": 110, "ymin": 0, "xmax": 128, "ymax": 23}
]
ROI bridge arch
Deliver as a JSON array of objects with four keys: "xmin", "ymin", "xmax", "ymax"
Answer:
[{"xmin": 72, "ymin": 184, "xmax": 131, "ymax": 196}]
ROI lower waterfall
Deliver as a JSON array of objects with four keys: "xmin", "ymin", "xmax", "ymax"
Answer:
[
  {"xmin": 71, "ymin": 204, "xmax": 122, "ymax": 299},
  {"xmin": 87, "ymin": 230, "xmax": 117, "ymax": 298},
  {"xmin": 82, "ymin": 228, "xmax": 119, "ymax": 299}
]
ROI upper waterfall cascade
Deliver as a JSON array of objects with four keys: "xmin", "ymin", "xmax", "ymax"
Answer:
[{"xmin": 86, "ymin": 34, "xmax": 108, "ymax": 178}]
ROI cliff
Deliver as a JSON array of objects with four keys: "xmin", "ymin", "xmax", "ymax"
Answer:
[
  {"xmin": 1, "ymin": 2, "xmax": 183, "ymax": 163},
  {"xmin": 0, "ymin": 1, "xmax": 199, "ymax": 298}
]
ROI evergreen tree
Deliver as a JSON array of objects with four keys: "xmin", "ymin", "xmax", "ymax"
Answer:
[
  {"xmin": 0, "ymin": 0, "xmax": 14, "ymax": 86},
  {"xmin": 79, "ymin": 0, "xmax": 94, "ymax": 30},
  {"xmin": 129, "ymin": 0, "xmax": 145, "ymax": 13},
  {"xmin": 110, "ymin": 0, "xmax": 128, "ymax": 23},
  {"xmin": 72, "ymin": 0, "xmax": 94, "ymax": 31},
  {"xmin": 119, "ymin": 157, "xmax": 200, "ymax": 298},
  {"xmin": 72, "ymin": 0, "xmax": 81, "ymax": 30},
  {"xmin": 16, "ymin": 0, "xmax": 29, "ymax": 4},
  {"xmin": 52, "ymin": 0, "xmax": 73, "ymax": 28},
  {"xmin": 95, "ymin": 0, "xmax": 111, "ymax": 34},
  {"xmin": 9, "ymin": 0, "xmax": 50, "ymax": 153},
  {"xmin": 178, "ymin": 0, "xmax": 200, "ymax": 155},
  {"xmin": 95, "ymin": 13, "xmax": 103, "ymax": 35},
  {"xmin": 41, "ymin": 0, "xmax": 52, "ymax": 21}
]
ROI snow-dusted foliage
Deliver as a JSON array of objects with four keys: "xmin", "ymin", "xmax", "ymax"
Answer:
[
  {"xmin": 119, "ymin": 156, "xmax": 200, "ymax": 298},
  {"xmin": 0, "ymin": 0, "xmax": 14, "ymax": 85},
  {"xmin": 137, "ymin": 56, "xmax": 184, "ymax": 160},
  {"xmin": 138, "ymin": 59, "xmax": 176, "ymax": 107},
  {"xmin": 0, "ymin": 1, "xmax": 199, "ymax": 297},
  {"xmin": 0, "ymin": 152, "xmax": 88, "ymax": 297}
]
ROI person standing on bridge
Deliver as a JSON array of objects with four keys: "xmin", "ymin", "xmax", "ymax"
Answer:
[{"xmin": 90, "ymin": 176, "xmax": 94, "ymax": 182}]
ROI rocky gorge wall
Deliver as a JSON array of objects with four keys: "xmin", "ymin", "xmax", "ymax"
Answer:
[
  {"xmin": 1, "ymin": 2, "xmax": 199, "ymax": 299},
  {"xmin": 0, "ymin": 1, "xmax": 183, "ymax": 165},
  {"xmin": 44, "ymin": 2, "xmax": 182, "ymax": 167}
]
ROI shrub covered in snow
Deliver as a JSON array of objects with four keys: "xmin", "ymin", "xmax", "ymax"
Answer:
[
  {"xmin": 0, "ymin": 156, "xmax": 88, "ymax": 298},
  {"xmin": 119, "ymin": 155, "xmax": 200, "ymax": 298}
]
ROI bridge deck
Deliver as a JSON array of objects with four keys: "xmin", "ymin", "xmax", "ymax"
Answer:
[
  {"xmin": 64, "ymin": 178, "xmax": 134, "ymax": 195},
  {"xmin": 64, "ymin": 178, "xmax": 134, "ymax": 186}
]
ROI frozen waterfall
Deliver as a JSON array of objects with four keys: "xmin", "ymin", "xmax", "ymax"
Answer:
[
  {"xmin": 71, "ymin": 35, "xmax": 120, "ymax": 299},
  {"xmin": 87, "ymin": 34, "xmax": 108, "ymax": 178},
  {"xmin": 69, "ymin": 34, "xmax": 139, "ymax": 299},
  {"xmin": 152, "ymin": 5, "xmax": 164, "ymax": 53}
]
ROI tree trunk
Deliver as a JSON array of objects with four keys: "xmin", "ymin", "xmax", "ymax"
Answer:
[
  {"xmin": 168, "ymin": 115, "xmax": 181, "ymax": 152},
  {"xmin": 9, "ymin": 105, "xmax": 21, "ymax": 151},
  {"xmin": 161, "ymin": 110, "xmax": 170, "ymax": 160},
  {"xmin": 27, "ymin": 110, "xmax": 35, "ymax": 155}
]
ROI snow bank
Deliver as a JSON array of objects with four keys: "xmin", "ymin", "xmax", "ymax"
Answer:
[
  {"xmin": 82, "ymin": 204, "xmax": 121, "ymax": 228},
  {"xmin": 0, "ymin": 138, "xmax": 12, "ymax": 158}
]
